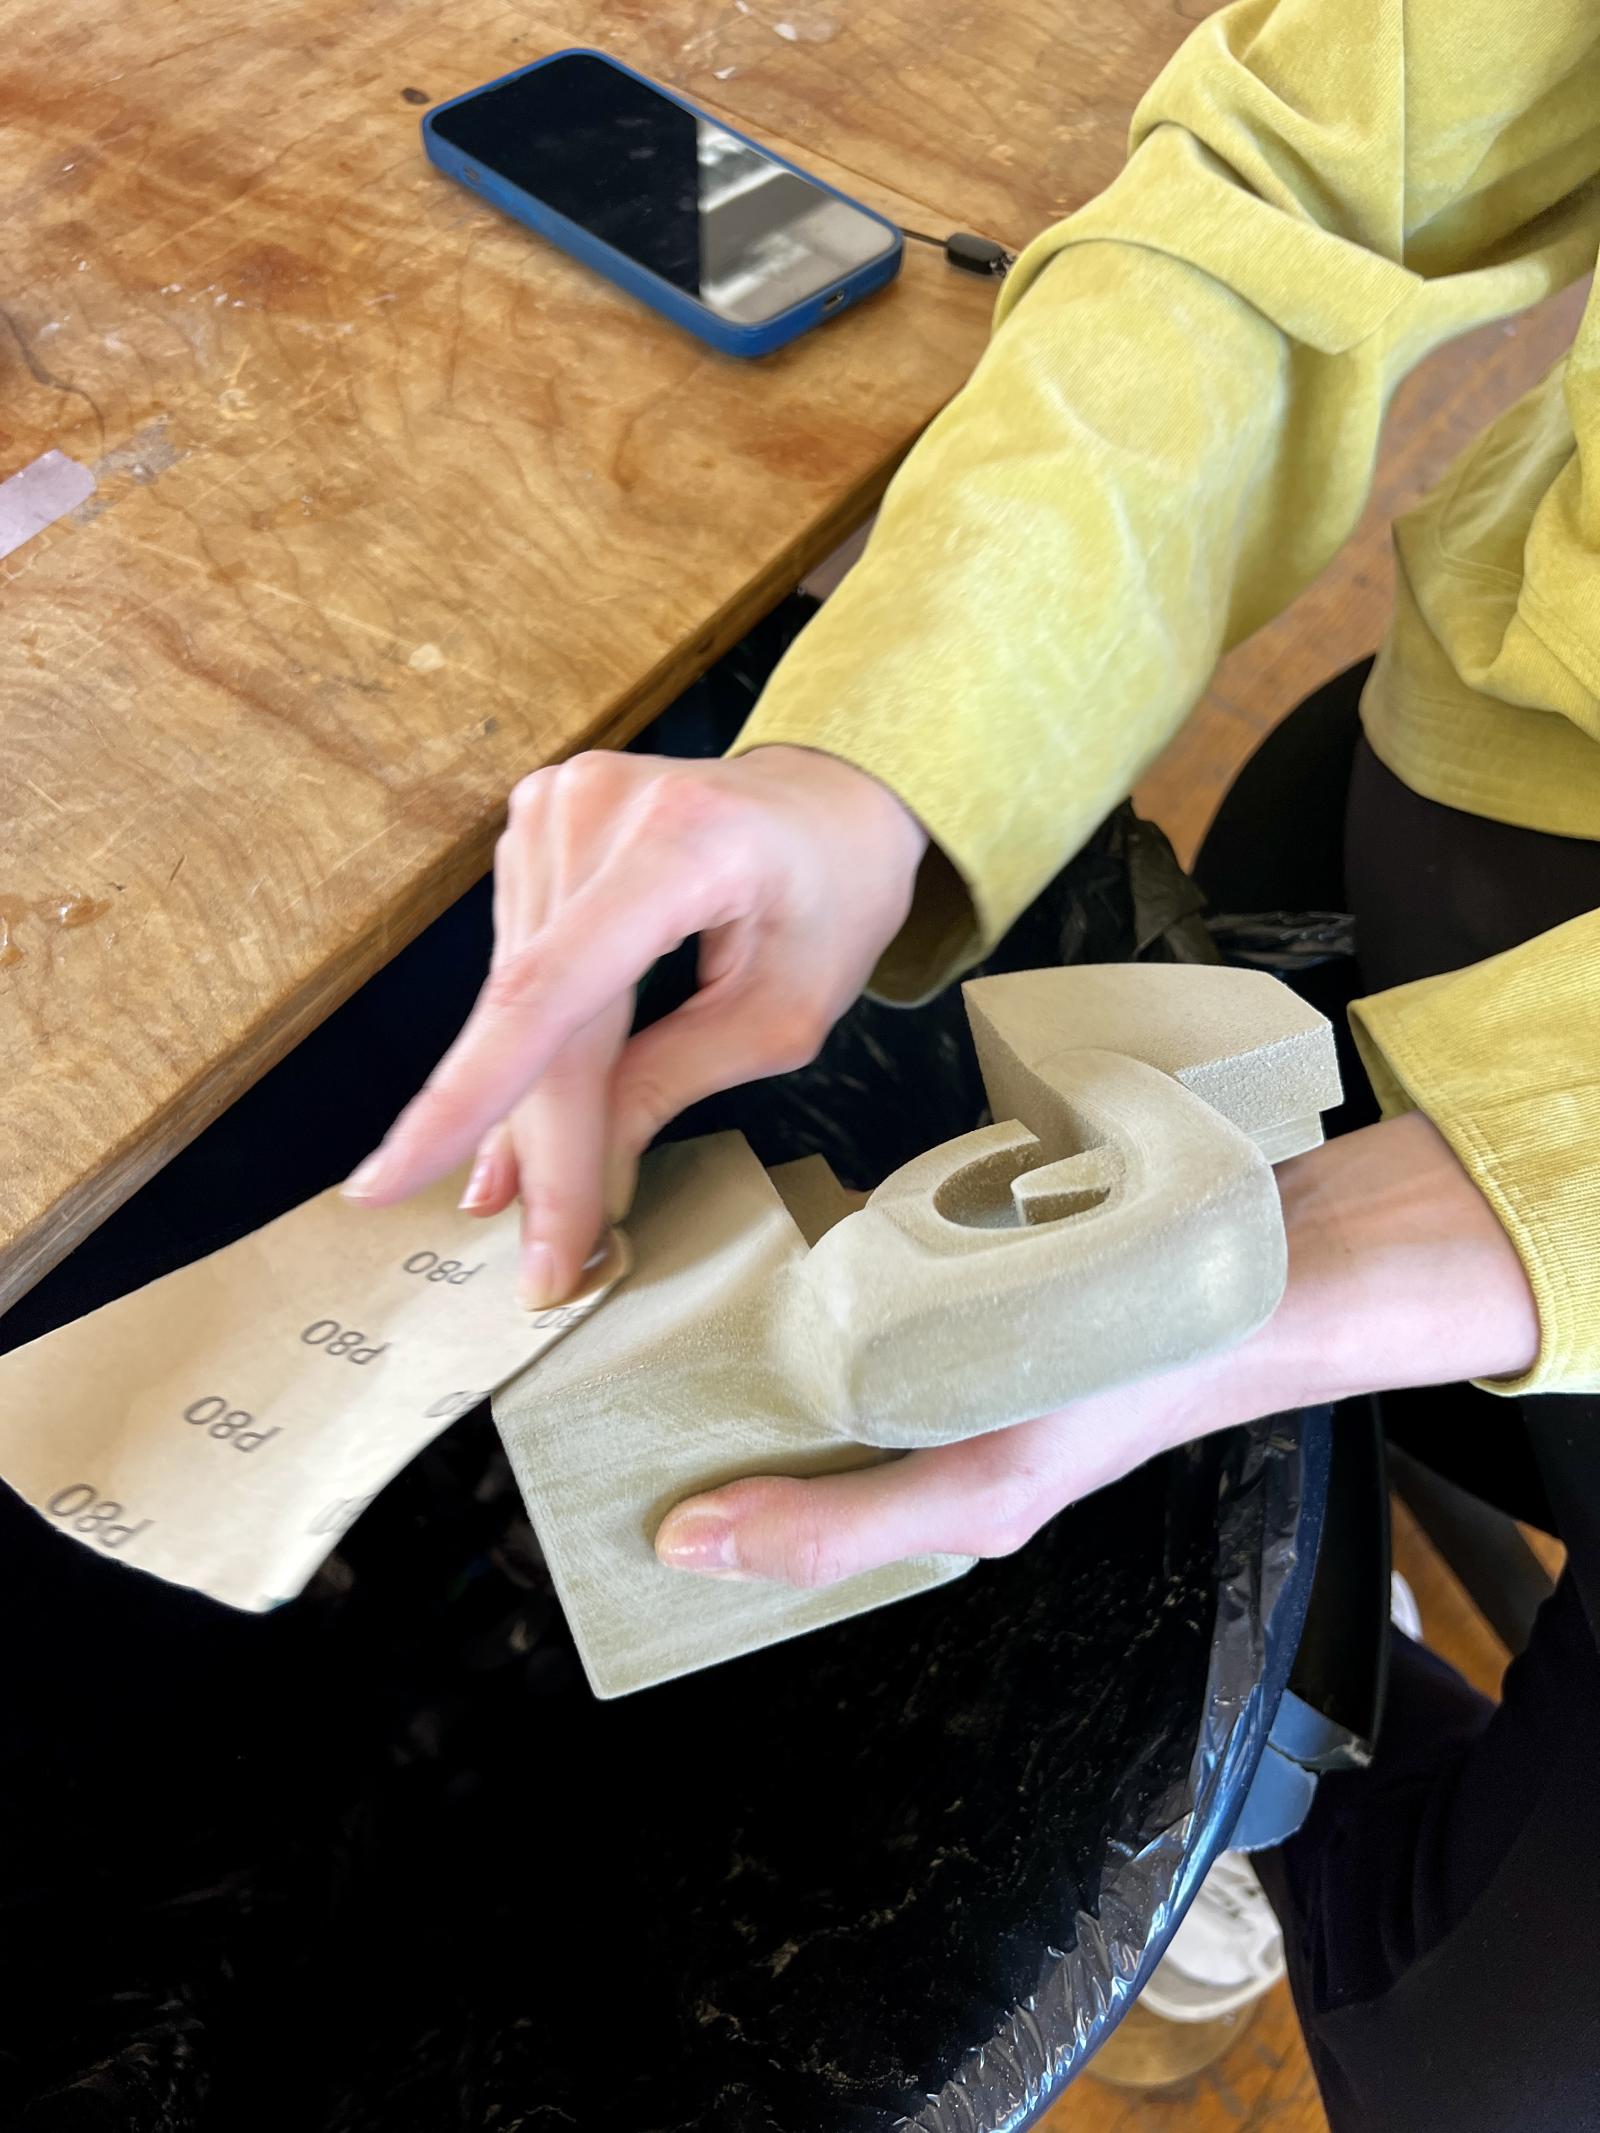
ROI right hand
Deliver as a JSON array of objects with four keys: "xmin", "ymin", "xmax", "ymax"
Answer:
[{"xmin": 343, "ymin": 744, "xmax": 928, "ymax": 1306}]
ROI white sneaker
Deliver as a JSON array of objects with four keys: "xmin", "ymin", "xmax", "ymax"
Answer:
[{"xmin": 1141, "ymin": 1852, "xmax": 1287, "ymax": 2023}]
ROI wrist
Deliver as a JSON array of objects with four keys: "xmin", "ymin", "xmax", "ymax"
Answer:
[
  {"xmin": 1210, "ymin": 1112, "xmax": 1540, "ymax": 1420},
  {"xmin": 739, "ymin": 742, "xmax": 928, "ymax": 870}
]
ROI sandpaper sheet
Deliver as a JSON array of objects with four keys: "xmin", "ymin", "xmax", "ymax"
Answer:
[{"xmin": 0, "ymin": 1174, "xmax": 625, "ymax": 1610}]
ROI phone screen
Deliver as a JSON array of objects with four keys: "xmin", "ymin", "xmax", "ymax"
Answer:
[{"xmin": 430, "ymin": 53, "xmax": 896, "ymax": 325}]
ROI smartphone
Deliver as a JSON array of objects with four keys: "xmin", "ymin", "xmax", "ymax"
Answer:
[{"xmin": 423, "ymin": 50, "xmax": 903, "ymax": 358}]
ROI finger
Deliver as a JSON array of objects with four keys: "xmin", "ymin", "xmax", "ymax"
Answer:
[
  {"xmin": 653, "ymin": 1434, "xmax": 1045, "ymax": 1587},
  {"xmin": 608, "ymin": 966, "xmax": 830, "ymax": 1177},
  {"xmin": 455, "ymin": 802, "xmax": 548, "ymax": 1231},
  {"xmin": 509, "ymin": 1000, "xmax": 630, "ymax": 1306},
  {"xmin": 346, "ymin": 837, "xmax": 745, "ymax": 1204},
  {"xmin": 352, "ymin": 776, "xmax": 550, "ymax": 1216},
  {"xmin": 458, "ymin": 1123, "xmax": 517, "ymax": 1217},
  {"xmin": 504, "ymin": 767, "xmax": 636, "ymax": 1304},
  {"xmin": 490, "ymin": 820, "xmax": 518, "ymax": 970},
  {"xmin": 494, "ymin": 772, "xmax": 554, "ymax": 964}
]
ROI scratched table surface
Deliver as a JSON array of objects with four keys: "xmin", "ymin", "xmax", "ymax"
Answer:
[{"xmin": 0, "ymin": 0, "xmax": 1216, "ymax": 1310}]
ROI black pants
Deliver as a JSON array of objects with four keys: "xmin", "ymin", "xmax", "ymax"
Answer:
[{"xmin": 1196, "ymin": 662, "xmax": 1600, "ymax": 2133}]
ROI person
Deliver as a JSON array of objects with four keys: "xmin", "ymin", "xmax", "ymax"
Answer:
[{"xmin": 343, "ymin": 2, "xmax": 1600, "ymax": 2123}]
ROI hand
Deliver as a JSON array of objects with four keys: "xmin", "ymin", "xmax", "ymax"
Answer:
[
  {"xmin": 343, "ymin": 745, "xmax": 927, "ymax": 1306},
  {"xmin": 653, "ymin": 1113, "xmax": 1541, "ymax": 1583}
]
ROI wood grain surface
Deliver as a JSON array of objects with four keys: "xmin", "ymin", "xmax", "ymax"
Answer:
[
  {"xmin": 617, "ymin": 0, "xmax": 1227, "ymax": 250},
  {"xmin": 2, "ymin": 0, "xmax": 1584, "ymax": 1334},
  {"xmin": 3, "ymin": 0, "xmax": 1027, "ymax": 1310}
]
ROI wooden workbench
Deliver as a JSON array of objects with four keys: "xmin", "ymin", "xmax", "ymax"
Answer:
[{"xmin": 0, "ymin": 0, "xmax": 1215, "ymax": 1310}]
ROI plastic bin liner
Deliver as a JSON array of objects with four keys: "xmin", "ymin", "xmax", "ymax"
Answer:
[
  {"xmin": 1, "ymin": 599, "xmax": 1324, "ymax": 2128},
  {"xmin": 1, "ymin": 1394, "xmax": 1321, "ymax": 2132}
]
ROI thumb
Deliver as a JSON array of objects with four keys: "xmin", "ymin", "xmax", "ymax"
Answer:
[{"xmin": 653, "ymin": 1445, "xmax": 1005, "ymax": 1588}]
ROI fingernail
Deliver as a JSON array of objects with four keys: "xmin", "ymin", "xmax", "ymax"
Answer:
[
  {"xmin": 342, "ymin": 1151, "xmax": 388, "ymax": 1201},
  {"xmin": 655, "ymin": 1507, "xmax": 749, "ymax": 1579},
  {"xmin": 518, "ymin": 1241, "xmax": 557, "ymax": 1312},
  {"xmin": 604, "ymin": 1146, "xmax": 638, "ymax": 1225},
  {"xmin": 458, "ymin": 1155, "xmax": 495, "ymax": 1213}
]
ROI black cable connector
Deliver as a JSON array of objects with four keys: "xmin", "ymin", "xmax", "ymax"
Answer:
[
  {"xmin": 943, "ymin": 231, "xmax": 1014, "ymax": 277},
  {"xmin": 900, "ymin": 226, "xmax": 1017, "ymax": 277}
]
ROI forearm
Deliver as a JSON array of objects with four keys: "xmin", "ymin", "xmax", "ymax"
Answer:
[
  {"xmin": 734, "ymin": 241, "xmax": 1298, "ymax": 1000},
  {"xmin": 1165, "ymin": 1112, "xmax": 1540, "ymax": 1438}
]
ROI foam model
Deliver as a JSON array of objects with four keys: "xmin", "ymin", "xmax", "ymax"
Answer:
[{"xmin": 493, "ymin": 965, "xmax": 1341, "ymax": 1698}]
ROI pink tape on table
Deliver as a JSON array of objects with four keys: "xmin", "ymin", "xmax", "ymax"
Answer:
[{"xmin": 0, "ymin": 450, "xmax": 96, "ymax": 561}]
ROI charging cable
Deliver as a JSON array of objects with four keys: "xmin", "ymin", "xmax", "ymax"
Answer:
[{"xmin": 900, "ymin": 226, "xmax": 1016, "ymax": 277}]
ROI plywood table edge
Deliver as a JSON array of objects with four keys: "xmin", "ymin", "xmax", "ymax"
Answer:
[
  {"xmin": 0, "ymin": 448, "xmax": 930, "ymax": 1318},
  {"xmin": 2, "ymin": 33, "xmax": 997, "ymax": 1314}
]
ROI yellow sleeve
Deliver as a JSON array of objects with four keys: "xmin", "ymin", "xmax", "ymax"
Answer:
[
  {"xmin": 729, "ymin": 0, "xmax": 1600, "ymax": 1001},
  {"xmin": 1350, "ymin": 915, "xmax": 1600, "ymax": 1395}
]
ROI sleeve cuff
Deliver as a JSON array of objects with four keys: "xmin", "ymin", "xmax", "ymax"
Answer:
[
  {"xmin": 1350, "ymin": 927, "xmax": 1600, "ymax": 1397},
  {"xmin": 723, "ymin": 733, "xmax": 994, "ymax": 1004}
]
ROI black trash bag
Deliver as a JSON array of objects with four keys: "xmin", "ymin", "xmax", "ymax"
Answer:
[
  {"xmin": 1207, "ymin": 909, "xmax": 1356, "ymax": 974},
  {"xmin": 2, "ymin": 595, "xmax": 1322, "ymax": 2131},
  {"xmin": 4, "ymin": 1401, "xmax": 1317, "ymax": 2133}
]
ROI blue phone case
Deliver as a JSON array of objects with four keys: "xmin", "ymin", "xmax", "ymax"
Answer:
[{"xmin": 422, "ymin": 49, "xmax": 903, "ymax": 358}]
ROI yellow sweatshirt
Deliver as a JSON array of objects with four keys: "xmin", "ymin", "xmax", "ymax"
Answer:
[{"xmin": 731, "ymin": 0, "xmax": 1600, "ymax": 1394}]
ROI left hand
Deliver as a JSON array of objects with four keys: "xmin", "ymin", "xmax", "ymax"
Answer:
[
  {"xmin": 650, "ymin": 1372, "xmax": 1220, "ymax": 1585},
  {"xmin": 654, "ymin": 1112, "xmax": 1541, "ymax": 1584}
]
